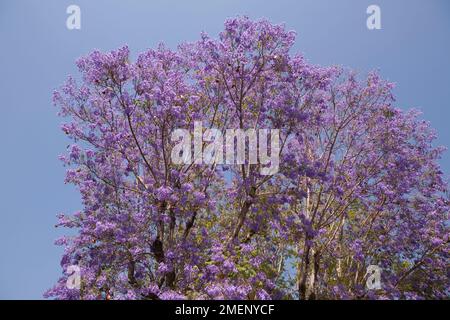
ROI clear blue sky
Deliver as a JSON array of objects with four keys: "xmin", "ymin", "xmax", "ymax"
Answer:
[{"xmin": 0, "ymin": 0, "xmax": 449, "ymax": 299}]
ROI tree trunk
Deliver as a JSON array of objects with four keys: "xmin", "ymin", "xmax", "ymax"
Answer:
[{"xmin": 298, "ymin": 242, "xmax": 311, "ymax": 300}]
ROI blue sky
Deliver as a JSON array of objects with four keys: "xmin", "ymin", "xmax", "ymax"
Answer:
[{"xmin": 0, "ymin": 0, "xmax": 449, "ymax": 299}]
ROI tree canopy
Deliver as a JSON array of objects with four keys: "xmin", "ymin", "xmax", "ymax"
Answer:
[{"xmin": 46, "ymin": 17, "xmax": 449, "ymax": 300}]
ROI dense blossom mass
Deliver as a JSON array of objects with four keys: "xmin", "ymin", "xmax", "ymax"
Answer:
[{"xmin": 46, "ymin": 17, "xmax": 449, "ymax": 300}]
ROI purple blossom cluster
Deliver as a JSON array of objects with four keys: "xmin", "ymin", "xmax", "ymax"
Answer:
[{"xmin": 46, "ymin": 17, "xmax": 449, "ymax": 300}]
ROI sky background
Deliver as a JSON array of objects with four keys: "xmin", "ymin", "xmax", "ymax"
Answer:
[{"xmin": 0, "ymin": 0, "xmax": 449, "ymax": 299}]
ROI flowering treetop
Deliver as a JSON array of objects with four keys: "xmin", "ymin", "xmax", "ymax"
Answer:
[{"xmin": 46, "ymin": 16, "xmax": 449, "ymax": 300}]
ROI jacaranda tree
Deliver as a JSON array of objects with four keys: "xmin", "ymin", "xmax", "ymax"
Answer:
[{"xmin": 46, "ymin": 17, "xmax": 449, "ymax": 300}]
